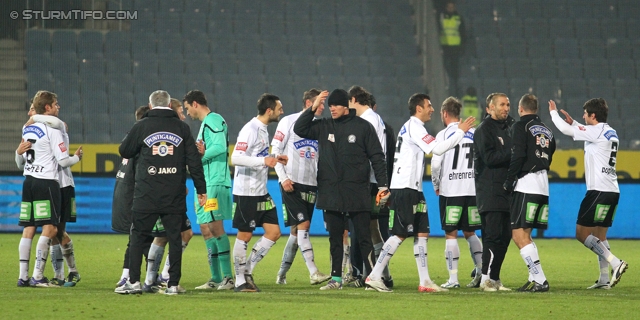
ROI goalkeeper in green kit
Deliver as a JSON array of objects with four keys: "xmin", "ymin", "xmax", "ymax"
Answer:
[{"xmin": 184, "ymin": 90, "xmax": 235, "ymax": 290}]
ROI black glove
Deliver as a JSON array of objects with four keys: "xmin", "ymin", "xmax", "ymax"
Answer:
[{"xmin": 503, "ymin": 179, "xmax": 516, "ymax": 193}]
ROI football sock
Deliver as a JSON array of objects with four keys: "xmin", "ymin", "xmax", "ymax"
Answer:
[
  {"xmin": 371, "ymin": 236, "xmax": 402, "ymax": 281},
  {"xmin": 33, "ymin": 236, "xmax": 51, "ymax": 280},
  {"xmin": 205, "ymin": 237, "xmax": 221, "ymax": 283},
  {"xmin": 216, "ymin": 235, "xmax": 233, "ymax": 279},
  {"xmin": 61, "ymin": 241, "xmax": 77, "ymax": 273},
  {"xmin": 342, "ymin": 244, "xmax": 351, "ymax": 275},
  {"xmin": 246, "ymin": 237, "xmax": 275, "ymax": 274},
  {"xmin": 19, "ymin": 238, "xmax": 32, "ymax": 281},
  {"xmin": 414, "ymin": 237, "xmax": 431, "ymax": 284},
  {"xmin": 120, "ymin": 268, "xmax": 129, "ymax": 280},
  {"xmin": 466, "ymin": 234, "xmax": 483, "ymax": 269},
  {"xmin": 145, "ymin": 244, "xmax": 164, "ymax": 285},
  {"xmin": 298, "ymin": 230, "xmax": 318, "ymax": 275},
  {"xmin": 161, "ymin": 241, "xmax": 188, "ymax": 279},
  {"xmin": 278, "ymin": 234, "xmax": 298, "ymax": 277},
  {"xmin": 233, "ymin": 239, "xmax": 248, "ymax": 286},
  {"xmin": 50, "ymin": 244, "xmax": 64, "ymax": 279},
  {"xmin": 520, "ymin": 243, "xmax": 546, "ymax": 284},
  {"xmin": 584, "ymin": 235, "xmax": 621, "ymax": 268},
  {"xmin": 445, "ymin": 239, "xmax": 460, "ymax": 283},
  {"xmin": 598, "ymin": 240, "xmax": 611, "ymax": 283}
]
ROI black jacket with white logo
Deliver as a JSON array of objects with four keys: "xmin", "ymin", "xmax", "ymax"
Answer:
[
  {"xmin": 506, "ymin": 114, "xmax": 556, "ymax": 182},
  {"xmin": 294, "ymin": 108, "xmax": 388, "ymax": 212},
  {"xmin": 119, "ymin": 108, "xmax": 206, "ymax": 214},
  {"xmin": 473, "ymin": 116, "xmax": 513, "ymax": 213}
]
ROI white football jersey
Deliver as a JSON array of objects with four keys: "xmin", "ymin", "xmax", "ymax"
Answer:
[
  {"xmin": 515, "ymin": 170, "xmax": 548, "ymax": 195},
  {"xmin": 359, "ymin": 108, "xmax": 386, "ymax": 184},
  {"xmin": 431, "ymin": 122, "xmax": 476, "ymax": 197},
  {"xmin": 232, "ymin": 117, "xmax": 271, "ymax": 196},
  {"xmin": 32, "ymin": 114, "xmax": 75, "ymax": 187},
  {"xmin": 390, "ymin": 117, "xmax": 440, "ymax": 191},
  {"xmin": 571, "ymin": 122, "xmax": 619, "ymax": 193},
  {"xmin": 21, "ymin": 123, "xmax": 68, "ymax": 181},
  {"xmin": 58, "ymin": 131, "xmax": 75, "ymax": 188},
  {"xmin": 271, "ymin": 111, "xmax": 318, "ymax": 186}
]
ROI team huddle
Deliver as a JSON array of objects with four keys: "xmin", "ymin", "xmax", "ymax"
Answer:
[{"xmin": 16, "ymin": 86, "xmax": 628, "ymax": 294}]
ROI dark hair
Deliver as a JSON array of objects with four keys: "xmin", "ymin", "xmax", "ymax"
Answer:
[
  {"xmin": 519, "ymin": 94, "xmax": 538, "ymax": 113},
  {"xmin": 183, "ymin": 90, "xmax": 207, "ymax": 106},
  {"xmin": 486, "ymin": 92, "xmax": 507, "ymax": 107},
  {"xmin": 441, "ymin": 96, "xmax": 462, "ymax": 118},
  {"xmin": 583, "ymin": 98, "xmax": 608, "ymax": 123},
  {"xmin": 408, "ymin": 93, "xmax": 430, "ymax": 116},
  {"xmin": 348, "ymin": 85, "xmax": 371, "ymax": 106},
  {"xmin": 135, "ymin": 105, "xmax": 150, "ymax": 120},
  {"xmin": 370, "ymin": 94, "xmax": 377, "ymax": 108},
  {"xmin": 302, "ymin": 88, "xmax": 321, "ymax": 105},
  {"xmin": 33, "ymin": 90, "xmax": 57, "ymax": 114},
  {"xmin": 257, "ymin": 93, "xmax": 280, "ymax": 115}
]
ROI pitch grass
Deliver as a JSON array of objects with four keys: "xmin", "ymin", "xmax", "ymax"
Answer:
[{"xmin": 0, "ymin": 234, "xmax": 637, "ymax": 319}]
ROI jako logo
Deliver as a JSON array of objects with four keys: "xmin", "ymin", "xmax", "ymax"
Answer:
[{"xmin": 157, "ymin": 167, "xmax": 177, "ymax": 174}]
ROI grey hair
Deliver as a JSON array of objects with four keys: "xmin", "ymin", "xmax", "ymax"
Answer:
[{"xmin": 149, "ymin": 90, "xmax": 171, "ymax": 108}]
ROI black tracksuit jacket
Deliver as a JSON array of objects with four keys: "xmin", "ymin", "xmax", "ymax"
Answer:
[
  {"xmin": 506, "ymin": 114, "xmax": 556, "ymax": 184},
  {"xmin": 119, "ymin": 108, "xmax": 206, "ymax": 214},
  {"xmin": 473, "ymin": 116, "xmax": 513, "ymax": 213},
  {"xmin": 294, "ymin": 108, "xmax": 388, "ymax": 212}
]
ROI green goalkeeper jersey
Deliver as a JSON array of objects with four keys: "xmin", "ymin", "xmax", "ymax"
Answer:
[{"xmin": 198, "ymin": 112, "xmax": 231, "ymax": 187}]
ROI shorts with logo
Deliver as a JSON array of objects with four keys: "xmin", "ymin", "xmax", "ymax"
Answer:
[
  {"xmin": 233, "ymin": 194, "xmax": 279, "ymax": 231},
  {"xmin": 151, "ymin": 211, "xmax": 192, "ymax": 237},
  {"xmin": 195, "ymin": 185, "xmax": 232, "ymax": 224},
  {"xmin": 60, "ymin": 186, "xmax": 76, "ymax": 223},
  {"xmin": 281, "ymin": 183, "xmax": 317, "ymax": 227},
  {"xmin": 389, "ymin": 188, "xmax": 430, "ymax": 237},
  {"xmin": 439, "ymin": 195, "xmax": 481, "ymax": 232},
  {"xmin": 19, "ymin": 176, "xmax": 61, "ymax": 227},
  {"xmin": 510, "ymin": 192, "xmax": 549, "ymax": 229},
  {"xmin": 576, "ymin": 190, "xmax": 619, "ymax": 227}
]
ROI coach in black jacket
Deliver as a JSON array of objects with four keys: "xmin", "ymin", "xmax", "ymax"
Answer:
[
  {"xmin": 119, "ymin": 90, "xmax": 206, "ymax": 293},
  {"xmin": 294, "ymin": 89, "xmax": 388, "ymax": 288},
  {"xmin": 473, "ymin": 92, "xmax": 513, "ymax": 290}
]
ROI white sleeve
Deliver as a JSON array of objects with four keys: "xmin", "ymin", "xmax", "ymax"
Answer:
[
  {"xmin": 232, "ymin": 128, "xmax": 266, "ymax": 167},
  {"xmin": 271, "ymin": 119, "xmax": 290, "ymax": 182},
  {"xmin": 33, "ymin": 115, "xmax": 66, "ymax": 132},
  {"xmin": 430, "ymin": 131, "xmax": 445, "ymax": 191},
  {"xmin": 430, "ymin": 129, "xmax": 465, "ymax": 156},
  {"xmin": 15, "ymin": 151, "xmax": 25, "ymax": 170},
  {"xmin": 49, "ymin": 128, "xmax": 78, "ymax": 168},
  {"xmin": 550, "ymin": 110, "xmax": 575, "ymax": 137},
  {"xmin": 58, "ymin": 155, "xmax": 80, "ymax": 167}
]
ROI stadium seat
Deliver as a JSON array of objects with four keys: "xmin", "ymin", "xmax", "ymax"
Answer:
[
  {"xmin": 477, "ymin": 59, "xmax": 505, "ymax": 78},
  {"xmin": 208, "ymin": 18, "xmax": 234, "ymax": 39},
  {"xmin": 234, "ymin": 18, "xmax": 260, "ymax": 36},
  {"xmin": 396, "ymin": 61, "xmax": 422, "ymax": 78},
  {"xmin": 557, "ymin": 58, "xmax": 583, "ymax": 79},
  {"xmin": 614, "ymin": 79, "xmax": 640, "ymax": 100},
  {"xmin": 504, "ymin": 58, "xmax": 531, "ymax": 79},
  {"xmin": 157, "ymin": 33, "xmax": 184, "ymax": 54},
  {"xmin": 185, "ymin": 58, "xmax": 212, "ymax": 75},
  {"xmin": 508, "ymin": 78, "xmax": 535, "ymax": 99},
  {"xmin": 560, "ymin": 78, "xmax": 588, "ymax": 100},
  {"xmin": 109, "ymin": 93, "xmax": 136, "ymax": 114},
  {"xmin": 516, "ymin": 0, "xmax": 543, "ymax": 18},
  {"xmin": 523, "ymin": 18, "xmax": 549, "ymax": 39},
  {"xmin": 264, "ymin": 59, "xmax": 291, "ymax": 77},
  {"xmin": 25, "ymin": 30, "xmax": 51, "ymax": 54},
  {"xmin": 582, "ymin": 59, "xmax": 609, "ymax": 79},
  {"xmin": 600, "ymin": 19, "xmax": 627, "ymax": 40},
  {"xmin": 51, "ymin": 30, "xmax": 77, "ymax": 56},
  {"xmin": 554, "ymin": 38, "xmax": 579, "ymax": 59},
  {"xmin": 501, "ymin": 39, "xmax": 527, "ymax": 58},
  {"xmin": 77, "ymin": 31, "xmax": 104, "ymax": 59},
  {"xmin": 237, "ymin": 55, "xmax": 265, "ymax": 76},
  {"xmin": 51, "ymin": 52, "xmax": 79, "ymax": 76},
  {"xmin": 574, "ymin": 18, "xmax": 600, "ymax": 40},
  {"xmin": 535, "ymin": 78, "xmax": 561, "ymax": 101},
  {"xmin": 587, "ymin": 79, "xmax": 614, "ymax": 100},
  {"xmin": 579, "ymin": 39, "xmax": 606, "ymax": 59},
  {"xmin": 260, "ymin": 20, "xmax": 286, "ymax": 39},
  {"xmin": 481, "ymin": 78, "xmax": 509, "ymax": 97},
  {"xmin": 606, "ymin": 40, "xmax": 632, "ymax": 60},
  {"xmin": 470, "ymin": 18, "xmax": 497, "ymax": 39},
  {"xmin": 104, "ymin": 32, "xmax": 131, "ymax": 59},
  {"xmin": 474, "ymin": 36, "xmax": 501, "ymax": 59},
  {"xmin": 626, "ymin": 19, "xmax": 640, "ymax": 39},
  {"xmin": 609, "ymin": 59, "xmax": 636, "ymax": 79},
  {"xmin": 79, "ymin": 58, "xmax": 105, "ymax": 78},
  {"xmin": 542, "ymin": 2, "xmax": 569, "ymax": 19},
  {"xmin": 497, "ymin": 18, "xmax": 523, "ymax": 39},
  {"xmin": 548, "ymin": 18, "xmax": 575, "ymax": 38},
  {"xmin": 131, "ymin": 32, "xmax": 157, "ymax": 58}
]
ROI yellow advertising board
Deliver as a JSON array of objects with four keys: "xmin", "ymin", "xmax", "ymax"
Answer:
[{"xmin": 70, "ymin": 144, "xmax": 640, "ymax": 180}]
